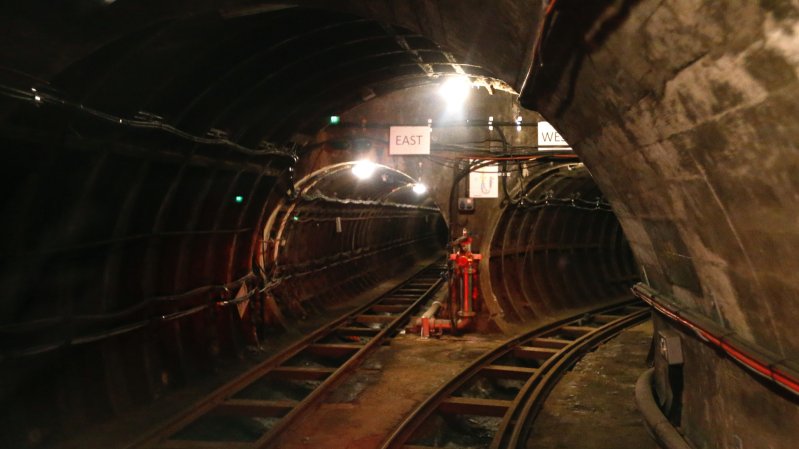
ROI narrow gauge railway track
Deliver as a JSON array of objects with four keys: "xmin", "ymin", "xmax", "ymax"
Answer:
[
  {"xmin": 382, "ymin": 300, "xmax": 650, "ymax": 449},
  {"xmin": 131, "ymin": 261, "xmax": 446, "ymax": 449}
]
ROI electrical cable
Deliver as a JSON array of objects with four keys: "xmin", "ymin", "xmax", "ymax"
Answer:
[
  {"xmin": 0, "ymin": 273, "xmax": 275, "ymax": 360},
  {"xmin": 0, "ymin": 272, "xmax": 258, "ymax": 333},
  {"xmin": 0, "ymin": 83, "xmax": 298, "ymax": 161},
  {"xmin": 2, "ymin": 227, "xmax": 256, "ymax": 258},
  {"xmin": 300, "ymin": 191, "xmax": 439, "ymax": 211},
  {"xmin": 633, "ymin": 283, "xmax": 799, "ymax": 397}
]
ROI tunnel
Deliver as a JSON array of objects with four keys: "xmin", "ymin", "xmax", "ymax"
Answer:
[
  {"xmin": 1, "ymin": 2, "xmax": 797, "ymax": 449},
  {"xmin": 487, "ymin": 162, "xmax": 638, "ymax": 323}
]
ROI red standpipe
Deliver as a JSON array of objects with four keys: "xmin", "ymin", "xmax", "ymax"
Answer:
[{"xmin": 417, "ymin": 230, "xmax": 481, "ymax": 337}]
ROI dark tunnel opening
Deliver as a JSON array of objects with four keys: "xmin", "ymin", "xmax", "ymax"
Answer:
[
  {"xmin": 261, "ymin": 162, "xmax": 448, "ymax": 321},
  {"xmin": 488, "ymin": 162, "xmax": 638, "ymax": 323}
]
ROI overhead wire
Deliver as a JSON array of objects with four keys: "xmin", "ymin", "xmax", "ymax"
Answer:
[
  {"xmin": 0, "ymin": 83, "xmax": 298, "ymax": 161},
  {"xmin": 0, "ymin": 272, "xmax": 266, "ymax": 359}
]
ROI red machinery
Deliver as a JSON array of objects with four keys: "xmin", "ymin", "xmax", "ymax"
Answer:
[{"xmin": 419, "ymin": 229, "xmax": 482, "ymax": 337}]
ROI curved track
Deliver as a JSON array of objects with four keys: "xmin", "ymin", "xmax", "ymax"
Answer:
[
  {"xmin": 381, "ymin": 300, "xmax": 650, "ymax": 449},
  {"xmin": 131, "ymin": 261, "xmax": 445, "ymax": 449}
]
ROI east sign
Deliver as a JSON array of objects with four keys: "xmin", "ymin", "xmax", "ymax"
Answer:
[{"xmin": 389, "ymin": 126, "xmax": 431, "ymax": 155}]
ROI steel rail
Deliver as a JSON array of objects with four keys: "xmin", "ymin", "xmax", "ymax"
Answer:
[
  {"xmin": 381, "ymin": 299, "xmax": 650, "ymax": 449},
  {"xmin": 129, "ymin": 260, "xmax": 446, "ymax": 449},
  {"xmin": 498, "ymin": 306, "xmax": 651, "ymax": 449}
]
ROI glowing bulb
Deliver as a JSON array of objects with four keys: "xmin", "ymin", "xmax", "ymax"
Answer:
[
  {"xmin": 351, "ymin": 160, "xmax": 376, "ymax": 180},
  {"xmin": 412, "ymin": 183, "xmax": 427, "ymax": 194},
  {"xmin": 438, "ymin": 76, "xmax": 471, "ymax": 110}
]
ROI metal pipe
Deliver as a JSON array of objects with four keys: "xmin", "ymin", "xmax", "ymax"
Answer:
[
  {"xmin": 421, "ymin": 301, "xmax": 442, "ymax": 319},
  {"xmin": 427, "ymin": 317, "xmax": 473, "ymax": 331},
  {"xmin": 635, "ymin": 368, "xmax": 695, "ymax": 449},
  {"xmin": 410, "ymin": 230, "xmax": 481, "ymax": 338},
  {"xmin": 419, "ymin": 300, "xmax": 442, "ymax": 338},
  {"xmin": 464, "ymin": 265, "xmax": 474, "ymax": 315}
]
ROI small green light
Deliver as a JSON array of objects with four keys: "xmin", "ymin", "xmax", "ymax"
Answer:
[
  {"xmin": 234, "ymin": 195, "xmax": 244, "ymax": 203},
  {"xmin": 292, "ymin": 215, "xmax": 300, "ymax": 221},
  {"xmin": 329, "ymin": 115, "xmax": 340, "ymax": 125}
]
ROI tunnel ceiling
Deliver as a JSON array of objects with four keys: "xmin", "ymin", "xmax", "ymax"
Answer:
[{"xmin": 1, "ymin": 3, "xmax": 503, "ymax": 146}]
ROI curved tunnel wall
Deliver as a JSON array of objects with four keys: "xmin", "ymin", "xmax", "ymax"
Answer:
[
  {"xmin": 523, "ymin": 0, "xmax": 799, "ymax": 358},
  {"xmin": 1, "ymin": 127, "xmax": 294, "ymax": 446},
  {"xmin": 264, "ymin": 166, "xmax": 446, "ymax": 317},
  {"xmin": 522, "ymin": 1, "xmax": 799, "ymax": 447},
  {"xmin": 488, "ymin": 164, "xmax": 638, "ymax": 323}
]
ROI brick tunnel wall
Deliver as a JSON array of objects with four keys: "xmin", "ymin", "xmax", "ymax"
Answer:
[{"xmin": 524, "ymin": 1, "xmax": 799, "ymax": 447}]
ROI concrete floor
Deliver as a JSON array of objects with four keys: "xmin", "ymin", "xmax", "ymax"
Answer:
[{"xmin": 526, "ymin": 321, "xmax": 655, "ymax": 449}]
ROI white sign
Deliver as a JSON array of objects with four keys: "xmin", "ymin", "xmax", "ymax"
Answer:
[
  {"xmin": 389, "ymin": 126, "xmax": 431, "ymax": 155},
  {"xmin": 469, "ymin": 163, "xmax": 499, "ymax": 198},
  {"xmin": 537, "ymin": 121, "xmax": 571, "ymax": 151}
]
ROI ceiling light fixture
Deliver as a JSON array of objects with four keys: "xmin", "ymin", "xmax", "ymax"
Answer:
[
  {"xmin": 438, "ymin": 76, "xmax": 472, "ymax": 110},
  {"xmin": 351, "ymin": 160, "xmax": 377, "ymax": 180}
]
